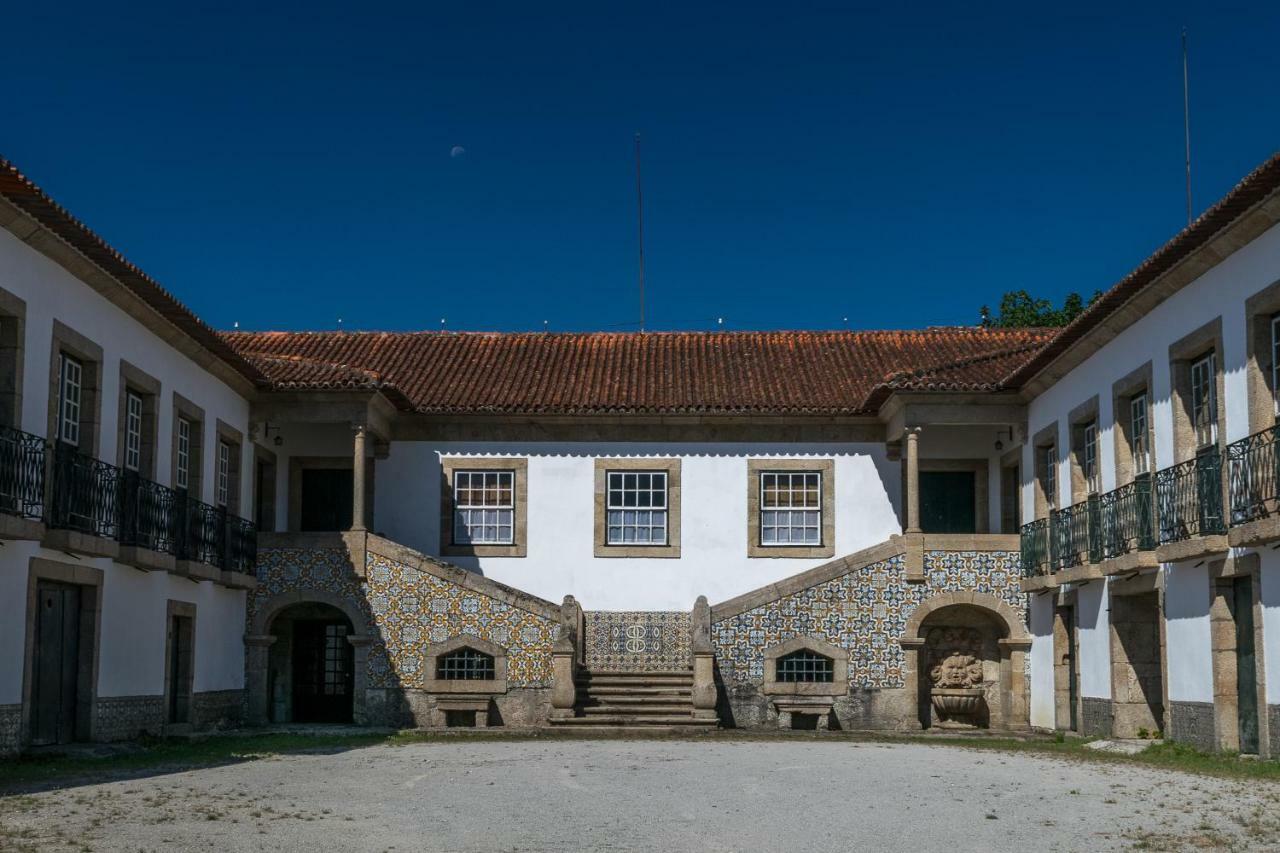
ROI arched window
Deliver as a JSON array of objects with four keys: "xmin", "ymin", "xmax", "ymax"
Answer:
[
  {"xmin": 436, "ymin": 647, "xmax": 496, "ymax": 681},
  {"xmin": 775, "ymin": 649, "xmax": 834, "ymax": 683}
]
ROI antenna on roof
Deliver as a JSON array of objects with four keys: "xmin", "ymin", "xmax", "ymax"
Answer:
[
  {"xmin": 717, "ymin": 317, "xmax": 724, "ymax": 330},
  {"xmin": 543, "ymin": 319, "xmax": 549, "ymax": 333},
  {"xmin": 233, "ymin": 321, "xmax": 239, "ymax": 330},
  {"xmin": 1182, "ymin": 27, "xmax": 1193, "ymax": 226},
  {"xmin": 440, "ymin": 318, "xmax": 446, "ymax": 332},
  {"xmin": 337, "ymin": 317, "xmax": 343, "ymax": 331},
  {"xmin": 634, "ymin": 132, "xmax": 646, "ymax": 333}
]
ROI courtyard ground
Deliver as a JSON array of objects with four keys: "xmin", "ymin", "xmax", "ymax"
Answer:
[{"xmin": 3, "ymin": 733, "xmax": 1280, "ymax": 852}]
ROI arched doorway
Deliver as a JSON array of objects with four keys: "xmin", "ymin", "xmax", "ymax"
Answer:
[
  {"xmin": 268, "ymin": 602, "xmax": 355, "ymax": 723},
  {"xmin": 901, "ymin": 592, "xmax": 1031, "ymax": 731}
]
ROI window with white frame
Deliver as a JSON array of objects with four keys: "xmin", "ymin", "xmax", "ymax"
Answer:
[
  {"xmin": 1190, "ymin": 351, "xmax": 1218, "ymax": 448},
  {"xmin": 1131, "ymin": 393, "xmax": 1150, "ymax": 477},
  {"xmin": 452, "ymin": 470, "xmax": 515, "ymax": 545},
  {"xmin": 1041, "ymin": 445, "xmax": 1058, "ymax": 511},
  {"xmin": 175, "ymin": 417, "xmax": 191, "ymax": 490},
  {"xmin": 759, "ymin": 471, "xmax": 822, "ymax": 545},
  {"xmin": 216, "ymin": 440, "xmax": 231, "ymax": 507},
  {"xmin": 1082, "ymin": 422, "xmax": 1099, "ymax": 495},
  {"xmin": 58, "ymin": 353, "xmax": 82, "ymax": 446},
  {"xmin": 606, "ymin": 470, "xmax": 667, "ymax": 545},
  {"xmin": 124, "ymin": 391, "xmax": 143, "ymax": 472},
  {"xmin": 1271, "ymin": 314, "xmax": 1280, "ymax": 418}
]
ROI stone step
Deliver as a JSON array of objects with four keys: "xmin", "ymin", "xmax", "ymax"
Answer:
[
  {"xmin": 579, "ymin": 686, "xmax": 692, "ymax": 697},
  {"xmin": 550, "ymin": 715, "xmax": 716, "ymax": 727},
  {"xmin": 578, "ymin": 693, "xmax": 693, "ymax": 705},
  {"xmin": 582, "ymin": 704, "xmax": 693, "ymax": 716},
  {"xmin": 581, "ymin": 677, "xmax": 693, "ymax": 689}
]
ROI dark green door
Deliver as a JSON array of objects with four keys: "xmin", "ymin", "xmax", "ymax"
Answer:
[
  {"xmin": 299, "ymin": 469, "xmax": 353, "ymax": 532},
  {"xmin": 292, "ymin": 620, "xmax": 354, "ymax": 723},
  {"xmin": 920, "ymin": 471, "xmax": 976, "ymax": 533},
  {"xmin": 1233, "ymin": 577, "xmax": 1259, "ymax": 754},
  {"xmin": 31, "ymin": 581, "xmax": 82, "ymax": 746},
  {"xmin": 167, "ymin": 614, "xmax": 194, "ymax": 724}
]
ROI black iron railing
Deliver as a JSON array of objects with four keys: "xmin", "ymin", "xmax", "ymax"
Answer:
[
  {"xmin": 0, "ymin": 424, "xmax": 45, "ymax": 520},
  {"xmin": 1051, "ymin": 499, "xmax": 1097, "ymax": 570},
  {"xmin": 176, "ymin": 495, "xmax": 226, "ymax": 567},
  {"xmin": 1228, "ymin": 426, "xmax": 1280, "ymax": 526},
  {"xmin": 118, "ymin": 471, "xmax": 179, "ymax": 554},
  {"xmin": 1156, "ymin": 448, "xmax": 1226, "ymax": 544},
  {"xmin": 1098, "ymin": 477, "xmax": 1155, "ymax": 559},
  {"xmin": 224, "ymin": 513, "xmax": 257, "ymax": 574},
  {"xmin": 48, "ymin": 441, "xmax": 121, "ymax": 538},
  {"xmin": 1020, "ymin": 517, "xmax": 1052, "ymax": 578}
]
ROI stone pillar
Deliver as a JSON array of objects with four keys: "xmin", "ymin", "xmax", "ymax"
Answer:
[
  {"xmin": 244, "ymin": 635, "xmax": 277, "ymax": 726},
  {"xmin": 351, "ymin": 424, "xmax": 368, "ymax": 531},
  {"xmin": 348, "ymin": 635, "xmax": 373, "ymax": 725},
  {"xmin": 1000, "ymin": 638, "xmax": 1032, "ymax": 731},
  {"xmin": 550, "ymin": 596, "xmax": 580, "ymax": 720},
  {"xmin": 690, "ymin": 596, "xmax": 717, "ymax": 720},
  {"xmin": 900, "ymin": 636, "xmax": 927, "ymax": 730},
  {"xmin": 905, "ymin": 427, "xmax": 922, "ymax": 534}
]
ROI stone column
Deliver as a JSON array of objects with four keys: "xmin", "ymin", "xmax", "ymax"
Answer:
[
  {"xmin": 690, "ymin": 596, "xmax": 717, "ymax": 720},
  {"xmin": 550, "ymin": 596, "xmax": 580, "ymax": 720},
  {"xmin": 244, "ymin": 635, "xmax": 277, "ymax": 726},
  {"xmin": 900, "ymin": 636, "xmax": 927, "ymax": 729},
  {"xmin": 348, "ymin": 635, "xmax": 373, "ymax": 726},
  {"xmin": 351, "ymin": 424, "xmax": 368, "ymax": 531},
  {"xmin": 905, "ymin": 427, "xmax": 922, "ymax": 534}
]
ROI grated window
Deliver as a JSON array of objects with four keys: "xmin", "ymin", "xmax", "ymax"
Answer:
[
  {"xmin": 437, "ymin": 647, "xmax": 496, "ymax": 680},
  {"xmin": 775, "ymin": 649, "xmax": 834, "ymax": 683}
]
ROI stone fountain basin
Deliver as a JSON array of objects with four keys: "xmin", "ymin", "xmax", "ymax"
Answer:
[{"xmin": 930, "ymin": 687, "xmax": 986, "ymax": 717}]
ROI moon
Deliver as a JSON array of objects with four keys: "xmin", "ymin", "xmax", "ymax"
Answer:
[{"xmin": 450, "ymin": 145, "xmax": 466, "ymax": 159}]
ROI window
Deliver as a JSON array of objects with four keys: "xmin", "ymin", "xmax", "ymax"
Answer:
[
  {"xmin": 1082, "ymin": 422, "xmax": 1099, "ymax": 495},
  {"xmin": 436, "ymin": 647, "xmax": 496, "ymax": 681},
  {"xmin": 1042, "ymin": 445, "xmax": 1058, "ymax": 511},
  {"xmin": 606, "ymin": 470, "xmax": 667, "ymax": 545},
  {"xmin": 57, "ymin": 353, "xmax": 82, "ymax": 446},
  {"xmin": 775, "ymin": 649, "xmax": 834, "ymax": 683},
  {"xmin": 452, "ymin": 470, "xmax": 515, "ymax": 544},
  {"xmin": 1271, "ymin": 315, "xmax": 1280, "ymax": 419},
  {"xmin": 175, "ymin": 417, "xmax": 191, "ymax": 490},
  {"xmin": 1131, "ymin": 393, "xmax": 1150, "ymax": 477},
  {"xmin": 216, "ymin": 440, "xmax": 231, "ymax": 507},
  {"xmin": 759, "ymin": 471, "xmax": 822, "ymax": 545},
  {"xmin": 123, "ymin": 391, "xmax": 143, "ymax": 472},
  {"xmin": 1191, "ymin": 351, "xmax": 1218, "ymax": 448}
]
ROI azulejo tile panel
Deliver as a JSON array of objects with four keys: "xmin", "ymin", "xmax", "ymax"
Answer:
[
  {"xmin": 249, "ymin": 548, "xmax": 558, "ymax": 689},
  {"xmin": 712, "ymin": 551, "xmax": 1024, "ymax": 689},
  {"xmin": 584, "ymin": 611, "xmax": 691, "ymax": 672}
]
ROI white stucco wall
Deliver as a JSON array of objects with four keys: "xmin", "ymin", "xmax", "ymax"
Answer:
[
  {"xmin": 1163, "ymin": 561, "xmax": 1213, "ymax": 703},
  {"xmin": 1029, "ymin": 592, "xmax": 1055, "ymax": 729},
  {"xmin": 372, "ymin": 441, "xmax": 903, "ymax": 610},
  {"xmin": 1260, "ymin": 550, "xmax": 1280, "ymax": 706},
  {"xmin": 1075, "ymin": 581, "xmax": 1111, "ymax": 699}
]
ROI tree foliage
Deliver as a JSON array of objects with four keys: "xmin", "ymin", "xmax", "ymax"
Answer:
[{"xmin": 979, "ymin": 290, "xmax": 1103, "ymax": 328}]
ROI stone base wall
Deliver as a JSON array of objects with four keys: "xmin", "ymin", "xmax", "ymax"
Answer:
[
  {"xmin": 0, "ymin": 704, "xmax": 20, "ymax": 756},
  {"xmin": 1168, "ymin": 700, "xmax": 1216, "ymax": 752},
  {"xmin": 94, "ymin": 696, "xmax": 165, "ymax": 742},
  {"xmin": 720, "ymin": 683, "xmax": 919, "ymax": 732},
  {"xmin": 1080, "ymin": 697, "xmax": 1114, "ymax": 737},
  {"xmin": 364, "ymin": 687, "xmax": 552, "ymax": 728},
  {"xmin": 191, "ymin": 690, "xmax": 245, "ymax": 731}
]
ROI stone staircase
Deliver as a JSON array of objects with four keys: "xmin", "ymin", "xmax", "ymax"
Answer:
[{"xmin": 549, "ymin": 669, "xmax": 717, "ymax": 730}]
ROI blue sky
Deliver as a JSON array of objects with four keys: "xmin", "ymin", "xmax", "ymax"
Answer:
[{"xmin": 3, "ymin": 1, "xmax": 1279, "ymax": 333}]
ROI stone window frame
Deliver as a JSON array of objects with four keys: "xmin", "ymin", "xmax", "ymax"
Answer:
[
  {"xmin": 115, "ymin": 361, "xmax": 160, "ymax": 479},
  {"xmin": 1067, "ymin": 396, "xmax": 1101, "ymax": 505},
  {"xmin": 746, "ymin": 458, "xmax": 835, "ymax": 559},
  {"xmin": 593, "ymin": 457, "xmax": 681, "ymax": 558},
  {"xmin": 918, "ymin": 458, "xmax": 989, "ymax": 534},
  {"xmin": 20, "ymin": 558, "xmax": 104, "ymax": 746},
  {"xmin": 439, "ymin": 457, "xmax": 528, "ymax": 558},
  {"xmin": 47, "ymin": 320, "xmax": 104, "ymax": 457},
  {"xmin": 1112, "ymin": 362, "xmax": 1155, "ymax": 487},
  {"xmin": 761, "ymin": 636, "xmax": 849, "ymax": 698},
  {"xmin": 252, "ymin": 444, "xmax": 278, "ymax": 533},
  {"xmin": 162, "ymin": 600, "xmax": 197, "ymax": 727},
  {"xmin": 1243, "ymin": 278, "xmax": 1280, "ymax": 435},
  {"xmin": 214, "ymin": 420, "xmax": 244, "ymax": 515},
  {"xmin": 1169, "ymin": 317, "xmax": 1226, "ymax": 464},
  {"xmin": 0, "ymin": 286, "xmax": 26, "ymax": 430},
  {"xmin": 171, "ymin": 393, "xmax": 205, "ymax": 500},
  {"xmin": 423, "ymin": 635, "xmax": 509, "ymax": 695},
  {"xmin": 1032, "ymin": 422, "xmax": 1059, "ymax": 519}
]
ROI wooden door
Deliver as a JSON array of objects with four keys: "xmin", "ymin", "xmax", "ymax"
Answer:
[
  {"xmin": 1233, "ymin": 577, "xmax": 1260, "ymax": 754},
  {"xmin": 31, "ymin": 581, "xmax": 82, "ymax": 746},
  {"xmin": 292, "ymin": 620, "xmax": 353, "ymax": 723},
  {"xmin": 920, "ymin": 471, "xmax": 976, "ymax": 534},
  {"xmin": 167, "ymin": 614, "xmax": 194, "ymax": 724},
  {"xmin": 299, "ymin": 469, "xmax": 353, "ymax": 532}
]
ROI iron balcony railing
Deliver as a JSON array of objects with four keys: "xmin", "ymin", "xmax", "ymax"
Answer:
[
  {"xmin": 48, "ymin": 441, "xmax": 122, "ymax": 539},
  {"xmin": 1020, "ymin": 517, "xmax": 1052, "ymax": 577},
  {"xmin": 225, "ymin": 513, "xmax": 257, "ymax": 574},
  {"xmin": 1098, "ymin": 476, "xmax": 1156, "ymax": 559},
  {"xmin": 175, "ymin": 494, "xmax": 257, "ymax": 575},
  {"xmin": 1155, "ymin": 448, "xmax": 1226, "ymax": 544},
  {"xmin": 1051, "ymin": 498, "xmax": 1098, "ymax": 570},
  {"xmin": 1227, "ymin": 425, "xmax": 1280, "ymax": 526},
  {"xmin": 0, "ymin": 424, "xmax": 46, "ymax": 520},
  {"xmin": 118, "ymin": 470, "xmax": 179, "ymax": 554}
]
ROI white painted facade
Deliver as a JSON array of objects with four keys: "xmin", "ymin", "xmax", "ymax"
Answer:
[
  {"xmin": 0, "ymin": 226, "xmax": 252, "ymax": 713},
  {"xmin": 1021, "ymin": 219, "xmax": 1280, "ymax": 732}
]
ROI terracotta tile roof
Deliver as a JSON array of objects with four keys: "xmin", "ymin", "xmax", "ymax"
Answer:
[
  {"xmin": 224, "ymin": 328, "xmax": 1055, "ymax": 416},
  {"xmin": 0, "ymin": 157, "xmax": 267, "ymax": 388},
  {"xmin": 1003, "ymin": 150, "xmax": 1280, "ymax": 389}
]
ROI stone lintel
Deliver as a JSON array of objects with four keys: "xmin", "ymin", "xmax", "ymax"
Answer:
[
  {"xmin": 1228, "ymin": 516, "xmax": 1280, "ymax": 549},
  {"xmin": 1099, "ymin": 550, "xmax": 1159, "ymax": 576},
  {"xmin": 1154, "ymin": 535, "xmax": 1230, "ymax": 565}
]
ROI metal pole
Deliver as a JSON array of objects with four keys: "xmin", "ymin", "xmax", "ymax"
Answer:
[
  {"xmin": 635, "ymin": 133, "xmax": 646, "ymax": 333},
  {"xmin": 1183, "ymin": 28, "xmax": 1192, "ymax": 226}
]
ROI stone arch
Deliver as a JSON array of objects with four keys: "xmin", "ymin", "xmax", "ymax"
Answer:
[
  {"xmin": 245, "ymin": 590, "xmax": 375, "ymax": 726},
  {"xmin": 899, "ymin": 592, "xmax": 1031, "ymax": 732}
]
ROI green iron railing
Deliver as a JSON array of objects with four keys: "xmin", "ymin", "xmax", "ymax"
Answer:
[
  {"xmin": 1155, "ymin": 448, "xmax": 1225, "ymax": 544},
  {"xmin": 1228, "ymin": 425, "xmax": 1280, "ymax": 526},
  {"xmin": 1098, "ymin": 476, "xmax": 1156, "ymax": 559},
  {"xmin": 1020, "ymin": 517, "xmax": 1052, "ymax": 578}
]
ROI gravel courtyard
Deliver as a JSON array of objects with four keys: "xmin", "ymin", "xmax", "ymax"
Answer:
[{"xmin": 3, "ymin": 737, "xmax": 1279, "ymax": 852}]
